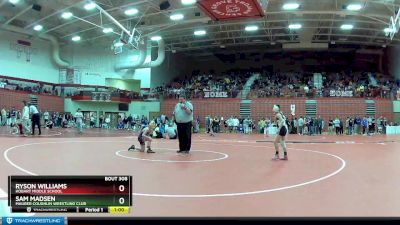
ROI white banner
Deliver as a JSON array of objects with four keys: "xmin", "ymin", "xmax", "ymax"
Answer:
[
  {"xmin": 290, "ymin": 104, "xmax": 296, "ymax": 116},
  {"xmin": 204, "ymin": 91, "xmax": 228, "ymax": 98},
  {"xmin": 330, "ymin": 90, "xmax": 353, "ymax": 97}
]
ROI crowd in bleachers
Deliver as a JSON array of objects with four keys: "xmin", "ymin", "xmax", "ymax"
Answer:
[
  {"xmin": 152, "ymin": 70, "xmax": 399, "ymax": 100},
  {"xmin": 153, "ymin": 71, "xmax": 252, "ymax": 99},
  {"xmin": 250, "ymin": 71, "xmax": 399, "ymax": 99}
]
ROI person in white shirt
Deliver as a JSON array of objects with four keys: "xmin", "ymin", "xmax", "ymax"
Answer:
[
  {"xmin": 74, "ymin": 108, "xmax": 84, "ymax": 134},
  {"xmin": 164, "ymin": 122, "xmax": 178, "ymax": 139},
  {"xmin": 29, "ymin": 103, "xmax": 41, "ymax": 135},
  {"xmin": 233, "ymin": 117, "xmax": 239, "ymax": 133},
  {"xmin": 43, "ymin": 111, "xmax": 50, "ymax": 125},
  {"xmin": 21, "ymin": 101, "xmax": 31, "ymax": 136},
  {"xmin": 105, "ymin": 117, "xmax": 111, "ymax": 129}
]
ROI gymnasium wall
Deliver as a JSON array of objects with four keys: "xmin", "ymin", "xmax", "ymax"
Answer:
[
  {"xmin": 63, "ymin": 44, "xmax": 152, "ymax": 88},
  {"xmin": 105, "ymin": 78, "xmax": 141, "ymax": 92},
  {"xmin": 0, "ymin": 30, "xmax": 154, "ymax": 88},
  {"xmin": 150, "ymin": 52, "xmax": 191, "ymax": 89},
  {"xmin": 0, "ymin": 30, "xmax": 59, "ymax": 83},
  {"xmin": 251, "ymin": 98, "xmax": 307, "ymax": 119},
  {"xmin": 0, "ymin": 89, "xmax": 64, "ymax": 112}
]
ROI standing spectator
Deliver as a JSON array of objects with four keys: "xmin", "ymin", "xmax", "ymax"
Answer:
[
  {"xmin": 339, "ymin": 118, "xmax": 344, "ymax": 135},
  {"xmin": 354, "ymin": 116, "xmax": 361, "ymax": 135},
  {"xmin": 174, "ymin": 96, "xmax": 194, "ymax": 154},
  {"xmin": 194, "ymin": 116, "xmax": 200, "ymax": 133},
  {"xmin": 90, "ymin": 114, "xmax": 96, "ymax": 128},
  {"xmin": 243, "ymin": 117, "xmax": 250, "ymax": 134},
  {"xmin": 334, "ymin": 117, "xmax": 340, "ymax": 135},
  {"xmin": 298, "ymin": 116, "xmax": 304, "ymax": 135},
  {"xmin": 383, "ymin": 117, "xmax": 387, "ymax": 134},
  {"xmin": 368, "ymin": 116, "xmax": 373, "ymax": 135},
  {"xmin": 328, "ymin": 119, "xmax": 334, "ymax": 135},
  {"xmin": 75, "ymin": 108, "xmax": 84, "ymax": 134},
  {"xmin": 292, "ymin": 117, "xmax": 298, "ymax": 134},
  {"xmin": 99, "ymin": 114, "xmax": 104, "ymax": 128},
  {"xmin": 127, "ymin": 114, "xmax": 133, "ymax": 130},
  {"xmin": 43, "ymin": 110, "xmax": 50, "ymax": 126},
  {"xmin": 10, "ymin": 107, "xmax": 17, "ymax": 126},
  {"xmin": 1, "ymin": 108, "xmax": 6, "ymax": 126},
  {"xmin": 30, "ymin": 104, "xmax": 41, "ymax": 135},
  {"xmin": 21, "ymin": 101, "xmax": 31, "ymax": 136},
  {"xmin": 345, "ymin": 117, "xmax": 350, "ymax": 135},
  {"xmin": 362, "ymin": 116, "xmax": 368, "ymax": 135},
  {"xmin": 205, "ymin": 115, "xmax": 210, "ymax": 133},
  {"xmin": 348, "ymin": 117, "xmax": 354, "ymax": 135}
]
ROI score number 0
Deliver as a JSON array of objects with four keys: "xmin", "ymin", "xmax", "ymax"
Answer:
[{"xmin": 118, "ymin": 184, "xmax": 126, "ymax": 205}]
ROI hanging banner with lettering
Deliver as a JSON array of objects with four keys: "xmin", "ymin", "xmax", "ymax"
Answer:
[
  {"xmin": 66, "ymin": 68, "xmax": 75, "ymax": 84},
  {"xmin": 197, "ymin": 0, "xmax": 265, "ymax": 21},
  {"xmin": 204, "ymin": 91, "xmax": 228, "ymax": 98},
  {"xmin": 330, "ymin": 90, "xmax": 354, "ymax": 97}
]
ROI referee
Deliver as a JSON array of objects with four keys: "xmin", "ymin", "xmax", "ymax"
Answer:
[
  {"xmin": 30, "ymin": 103, "xmax": 41, "ymax": 135},
  {"xmin": 174, "ymin": 95, "xmax": 193, "ymax": 154}
]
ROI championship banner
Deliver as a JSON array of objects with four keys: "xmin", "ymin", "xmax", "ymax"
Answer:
[
  {"xmin": 197, "ymin": 0, "xmax": 265, "ymax": 21},
  {"xmin": 66, "ymin": 68, "xmax": 74, "ymax": 84},
  {"xmin": 330, "ymin": 90, "xmax": 353, "ymax": 97},
  {"xmin": 204, "ymin": 91, "xmax": 228, "ymax": 98}
]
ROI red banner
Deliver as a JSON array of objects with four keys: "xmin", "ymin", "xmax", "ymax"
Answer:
[{"xmin": 197, "ymin": 0, "xmax": 265, "ymax": 21}]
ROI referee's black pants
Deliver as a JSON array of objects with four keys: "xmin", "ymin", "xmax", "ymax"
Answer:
[
  {"xmin": 31, "ymin": 113, "xmax": 41, "ymax": 135},
  {"xmin": 176, "ymin": 121, "xmax": 192, "ymax": 152}
]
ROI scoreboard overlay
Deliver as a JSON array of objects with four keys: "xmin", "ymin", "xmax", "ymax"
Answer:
[{"xmin": 8, "ymin": 176, "xmax": 132, "ymax": 214}]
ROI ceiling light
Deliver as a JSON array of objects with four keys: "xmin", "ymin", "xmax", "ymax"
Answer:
[
  {"xmin": 103, "ymin": 28, "xmax": 113, "ymax": 33},
  {"xmin": 84, "ymin": 2, "xmax": 96, "ymax": 10},
  {"xmin": 124, "ymin": 8, "xmax": 138, "ymax": 16},
  {"xmin": 288, "ymin": 23, "xmax": 302, "ymax": 29},
  {"xmin": 170, "ymin": 13, "xmax": 184, "ymax": 21},
  {"xmin": 384, "ymin": 27, "xmax": 394, "ymax": 33},
  {"xmin": 8, "ymin": 0, "xmax": 20, "ymax": 4},
  {"xmin": 341, "ymin": 24, "xmax": 354, "ymax": 30},
  {"xmin": 282, "ymin": 3, "xmax": 300, "ymax": 10},
  {"xmin": 194, "ymin": 30, "xmax": 206, "ymax": 36},
  {"xmin": 181, "ymin": 0, "xmax": 196, "ymax": 5},
  {"xmin": 151, "ymin": 36, "xmax": 162, "ymax": 41},
  {"xmin": 72, "ymin": 36, "xmax": 81, "ymax": 42},
  {"xmin": 33, "ymin": 25, "xmax": 43, "ymax": 31},
  {"xmin": 245, "ymin": 25, "xmax": 258, "ymax": 31},
  {"xmin": 61, "ymin": 12, "xmax": 73, "ymax": 19},
  {"xmin": 346, "ymin": 4, "xmax": 362, "ymax": 11}
]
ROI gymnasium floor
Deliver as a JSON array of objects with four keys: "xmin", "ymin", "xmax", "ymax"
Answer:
[{"xmin": 0, "ymin": 127, "xmax": 399, "ymax": 217}]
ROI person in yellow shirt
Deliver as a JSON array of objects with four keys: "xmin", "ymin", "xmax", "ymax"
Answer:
[{"xmin": 260, "ymin": 119, "xmax": 265, "ymax": 133}]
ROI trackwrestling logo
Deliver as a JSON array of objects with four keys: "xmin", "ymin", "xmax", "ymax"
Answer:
[{"xmin": 2, "ymin": 217, "xmax": 64, "ymax": 225}]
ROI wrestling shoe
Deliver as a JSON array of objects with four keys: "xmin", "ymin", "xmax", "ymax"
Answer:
[
  {"xmin": 147, "ymin": 148, "xmax": 155, "ymax": 153},
  {"xmin": 128, "ymin": 145, "xmax": 135, "ymax": 151},
  {"xmin": 272, "ymin": 154, "xmax": 280, "ymax": 161},
  {"xmin": 280, "ymin": 155, "xmax": 288, "ymax": 160}
]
